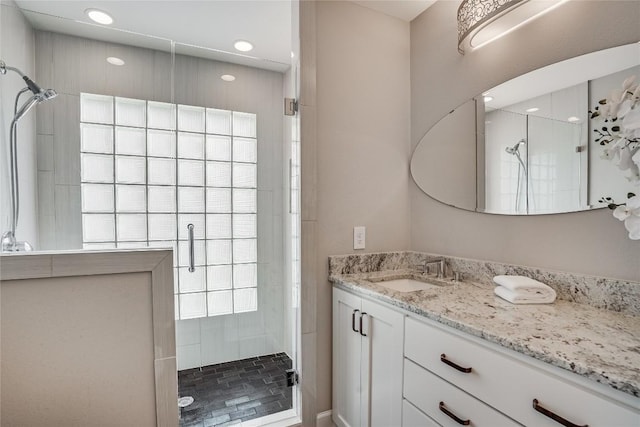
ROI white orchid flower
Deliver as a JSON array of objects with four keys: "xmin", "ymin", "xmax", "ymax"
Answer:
[
  {"xmin": 623, "ymin": 215, "xmax": 640, "ymax": 240},
  {"xmin": 623, "ymin": 75, "xmax": 637, "ymax": 89},
  {"xmin": 617, "ymin": 146, "xmax": 636, "ymax": 171},
  {"xmin": 632, "ymin": 148, "xmax": 640, "ymax": 170},
  {"xmin": 613, "ymin": 195, "xmax": 640, "ymax": 221},
  {"xmin": 622, "ymin": 107, "xmax": 640, "ymax": 130},
  {"xmin": 632, "ymin": 84, "xmax": 640, "ymax": 101}
]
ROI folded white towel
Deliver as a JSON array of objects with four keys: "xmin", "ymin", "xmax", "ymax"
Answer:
[
  {"xmin": 493, "ymin": 275, "xmax": 553, "ymax": 292},
  {"xmin": 493, "ymin": 275, "xmax": 556, "ymax": 304},
  {"xmin": 494, "ymin": 285, "xmax": 556, "ymax": 304}
]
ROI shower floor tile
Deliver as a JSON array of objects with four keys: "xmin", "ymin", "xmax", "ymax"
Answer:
[{"xmin": 178, "ymin": 353, "xmax": 293, "ymax": 427}]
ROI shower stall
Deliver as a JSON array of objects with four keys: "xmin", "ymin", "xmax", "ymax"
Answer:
[
  {"xmin": 484, "ymin": 104, "xmax": 587, "ymax": 215},
  {"xmin": 0, "ymin": 2, "xmax": 300, "ymax": 426}
]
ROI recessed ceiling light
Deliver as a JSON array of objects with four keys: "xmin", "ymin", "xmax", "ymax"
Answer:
[
  {"xmin": 526, "ymin": 107, "xmax": 539, "ymax": 113},
  {"xmin": 234, "ymin": 40, "xmax": 253, "ymax": 52},
  {"xmin": 483, "ymin": 95, "xmax": 493, "ymax": 103},
  {"xmin": 106, "ymin": 57, "xmax": 125, "ymax": 66},
  {"xmin": 85, "ymin": 8, "xmax": 113, "ymax": 25},
  {"xmin": 221, "ymin": 74, "xmax": 236, "ymax": 82},
  {"xmin": 567, "ymin": 116, "xmax": 580, "ymax": 122}
]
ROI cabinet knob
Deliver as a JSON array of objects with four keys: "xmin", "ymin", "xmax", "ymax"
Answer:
[
  {"xmin": 533, "ymin": 399, "xmax": 588, "ymax": 427},
  {"xmin": 439, "ymin": 401, "xmax": 470, "ymax": 425},
  {"xmin": 440, "ymin": 353, "xmax": 472, "ymax": 373}
]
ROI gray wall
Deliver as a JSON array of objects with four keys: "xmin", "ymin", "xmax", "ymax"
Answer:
[
  {"xmin": 34, "ymin": 31, "xmax": 288, "ymax": 368},
  {"xmin": 0, "ymin": 1, "xmax": 37, "ymax": 247},
  {"xmin": 314, "ymin": 0, "xmax": 411, "ymax": 412},
  {"xmin": 410, "ymin": 0, "xmax": 640, "ymax": 282}
]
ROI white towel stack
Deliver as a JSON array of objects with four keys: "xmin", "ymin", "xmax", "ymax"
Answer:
[{"xmin": 493, "ymin": 275, "xmax": 556, "ymax": 304}]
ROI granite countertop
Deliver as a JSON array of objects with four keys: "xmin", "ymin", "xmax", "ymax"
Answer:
[{"xmin": 330, "ymin": 269, "xmax": 640, "ymax": 398}]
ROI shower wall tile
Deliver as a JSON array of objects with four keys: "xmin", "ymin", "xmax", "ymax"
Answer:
[
  {"xmin": 51, "ymin": 33, "xmax": 107, "ymax": 95},
  {"xmin": 238, "ymin": 336, "xmax": 267, "ymax": 360},
  {"xmin": 37, "ymin": 172, "xmax": 55, "ymax": 216},
  {"xmin": 36, "ymin": 100, "xmax": 54, "ymax": 136},
  {"xmin": 53, "ymin": 94, "xmax": 80, "ymax": 185},
  {"xmin": 36, "ymin": 135, "xmax": 54, "ymax": 171},
  {"xmin": 105, "ymin": 44, "xmax": 170, "ymax": 101},
  {"xmin": 37, "ymin": 214, "xmax": 56, "ymax": 250},
  {"xmin": 177, "ymin": 343, "xmax": 202, "ymax": 371},
  {"xmin": 176, "ymin": 319, "xmax": 201, "ymax": 346},
  {"xmin": 37, "ymin": 171, "xmax": 56, "ymax": 250},
  {"xmin": 35, "ymin": 31, "xmax": 54, "ymax": 92},
  {"xmin": 54, "ymin": 184, "xmax": 82, "ymax": 249}
]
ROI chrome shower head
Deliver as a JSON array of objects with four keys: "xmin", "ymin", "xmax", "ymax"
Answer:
[
  {"xmin": 505, "ymin": 139, "xmax": 526, "ymax": 154},
  {"xmin": 1, "ymin": 59, "xmax": 57, "ymax": 101}
]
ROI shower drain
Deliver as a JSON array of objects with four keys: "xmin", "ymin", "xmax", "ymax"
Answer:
[{"xmin": 178, "ymin": 396, "xmax": 194, "ymax": 408}]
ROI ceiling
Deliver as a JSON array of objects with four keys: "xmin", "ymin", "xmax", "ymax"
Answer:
[
  {"xmin": 13, "ymin": 1, "xmax": 436, "ymax": 73},
  {"xmin": 14, "ymin": 0, "xmax": 293, "ymax": 72},
  {"xmin": 351, "ymin": 0, "xmax": 436, "ymax": 21}
]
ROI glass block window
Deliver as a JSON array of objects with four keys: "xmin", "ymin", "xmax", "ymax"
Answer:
[{"xmin": 80, "ymin": 94, "xmax": 258, "ymax": 320}]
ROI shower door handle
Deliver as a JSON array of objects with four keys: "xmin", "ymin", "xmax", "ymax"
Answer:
[{"xmin": 187, "ymin": 224, "xmax": 195, "ymax": 272}]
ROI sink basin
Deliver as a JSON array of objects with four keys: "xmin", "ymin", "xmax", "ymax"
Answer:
[{"xmin": 373, "ymin": 278, "xmax": 437, "ymax": 293}]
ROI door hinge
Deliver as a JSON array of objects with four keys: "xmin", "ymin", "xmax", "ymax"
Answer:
[
  {"xmin": 285, "ymin": 369, "xmax": 299, "ymax": 387},
  {"xmin": 284, "ymin": 98, "xmax": 298, "ymax": 116}
]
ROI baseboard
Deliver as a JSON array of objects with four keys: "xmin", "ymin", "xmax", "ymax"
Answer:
[{"xmin": 317, "ymin": 410, "xmax": 333, "ymax": 427}]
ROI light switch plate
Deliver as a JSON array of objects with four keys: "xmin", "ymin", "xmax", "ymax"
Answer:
[{"xmin": 353, "ymin": 226, "xmax": 366, "ymax": 250}]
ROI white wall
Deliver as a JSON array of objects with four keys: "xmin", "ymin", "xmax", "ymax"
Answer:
[
  {"xmin": 0, "ymin": 1, "xmax": 37, "ymax": 248},
  {"xmin": 315, "ymin": 0, "xmax": 411, "ymax": 412},
  {"xmin": 411, "ymin": 0, "xmax": 640, "ymax": 282}
]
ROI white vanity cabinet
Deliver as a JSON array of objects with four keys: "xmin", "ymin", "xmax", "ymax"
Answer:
[
  {"xmin": 404, "ymin": 316, "xmax": 640, "ymax": 427},
  {"xmin": 332, "ymin": 287, "xmax": 404, "ymax": 427},
  {"xmin": 332, "ymin": 286, "xmax": 640, "ymax": 427}
]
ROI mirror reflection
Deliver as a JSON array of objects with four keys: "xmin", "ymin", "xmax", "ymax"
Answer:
[{"xmin": 411, "ymin": 43, "xmax": 640, "ymax": 215}]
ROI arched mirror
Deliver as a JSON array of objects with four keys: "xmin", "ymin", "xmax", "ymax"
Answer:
[{"xmin": 411, "ymin": 43, "xmax": 640, "ymax": 215}]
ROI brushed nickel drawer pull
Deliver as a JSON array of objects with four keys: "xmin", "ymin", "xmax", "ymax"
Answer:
[
  {"xmin": 359, "ymin": 312, "xmax": 368, "ymax": 337},
  {"xmin": 439, "ymin": 401, "xmax": 470, "ymax": 425},
  {"xmin": 533, "ymin": 399, "xmax": 588, "ymax": 427},
  {"xmin": 440, "ymin": 353, "xmax": 472, "ymax": 373},
  {"xmin": 352, "ymin": 309, "xmax": 360, "ymax": 333}
]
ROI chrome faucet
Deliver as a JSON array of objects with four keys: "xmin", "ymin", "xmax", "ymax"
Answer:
[{"xmin": 414, "ymin": 258, "xmax": 446, "ymax": 279}]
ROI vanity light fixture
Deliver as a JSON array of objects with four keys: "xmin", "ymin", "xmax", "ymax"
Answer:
[
  {"xmin": 567, "ymin": 116, "xmax": 580, "ymax": 122},
  {"xmin": 526, "ymin": 107, "xmax": 539, "ymax": 113},
  {"xmin": 85, "ymin": 8, "xmax": 113, "ymax": 25},
  {"xmin": 106, "ymin": 57, "xmax": 125, "ymax": 66},
  {"xmin": 233, "ymin": 40, "xmax": 254, "ymax": 52},
  {"xmin": 221, "ymin": 74, "xmax": 236, "ymax": 82},
  {"xmin": 457, "ymin": 0, "xmax": 569, "ymax": 54}
]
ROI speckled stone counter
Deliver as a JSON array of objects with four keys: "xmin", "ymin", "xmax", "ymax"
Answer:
[{"xmin": 329, "ymin": 252, "xmax": 640, "ymax": 398}]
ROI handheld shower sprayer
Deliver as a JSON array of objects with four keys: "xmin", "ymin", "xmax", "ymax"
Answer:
[
  {"xmin": 505, "ymin": 139, "xmax": 526, "ymax": 154},
  {"xmin": 1, "ymin": 59, "xmax": 58, "ymax": 251}
]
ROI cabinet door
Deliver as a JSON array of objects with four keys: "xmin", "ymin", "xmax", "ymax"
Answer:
[
  {"xmin": 362, "ymin": 298, "xmax": 405, "ymax": 427},
  {"xmin": 333, "ymin": 288, "xmax": 363, "ymax": 427}
]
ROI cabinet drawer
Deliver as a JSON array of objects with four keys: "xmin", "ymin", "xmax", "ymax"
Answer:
[
  {"xmin": 402, "ymin": 399, "xmax": 440, "ymax": 427},
  {"xmin": 404, "ymin": 358, "xmax": 519, "ymax": 427},
  {"xmin": 405, "ymin": 316, "xmax": 640, "ymax": 427}
]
